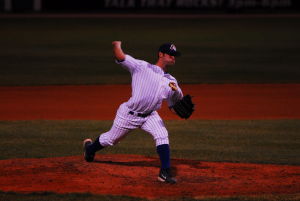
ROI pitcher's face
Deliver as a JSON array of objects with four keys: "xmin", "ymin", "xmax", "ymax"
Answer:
[{"xmin": 161, "ymin": 53, "xmax": 175, "ymax": 66}]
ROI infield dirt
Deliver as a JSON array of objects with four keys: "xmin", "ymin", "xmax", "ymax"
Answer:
[{"xmin": 1, "ymin": 84, "xmax": 300, "ymax": 120}]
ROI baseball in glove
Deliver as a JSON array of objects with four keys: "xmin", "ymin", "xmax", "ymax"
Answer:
[{"xmin": 171, "ymin": 95, "xmax": 195, "ymax": 119}]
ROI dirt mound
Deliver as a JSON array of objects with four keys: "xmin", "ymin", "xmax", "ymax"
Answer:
[{"xmin": 0, "ymin": 154, "xmax": 299, "ymax": 199}]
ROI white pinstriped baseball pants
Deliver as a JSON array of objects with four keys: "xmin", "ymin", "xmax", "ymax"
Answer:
[{"xmin": 99, "ymin": 103, "xmax": 169, "ymax": 147}]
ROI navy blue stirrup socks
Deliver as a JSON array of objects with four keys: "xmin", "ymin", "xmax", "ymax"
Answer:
[
  {"xmin": 156, "ymin": 144, "xmax": 171, "ymax": 169},
  {"xmin": 87, "ymin": 137, "xmax": 104, "ymax": 153}
]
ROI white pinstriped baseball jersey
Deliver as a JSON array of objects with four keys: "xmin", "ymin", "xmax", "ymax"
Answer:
[
  {"xmin": 99, "ymin": 54, "xmax": 183, "ymax": 147},
  {"xmin": 118, "ymin": 54, "xmax": 183, "ymax": 112}
]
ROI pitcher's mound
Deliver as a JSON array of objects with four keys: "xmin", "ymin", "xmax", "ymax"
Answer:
[{"xmin": 0, "ymin": 154, "xmax": 299, "ymax": 199}]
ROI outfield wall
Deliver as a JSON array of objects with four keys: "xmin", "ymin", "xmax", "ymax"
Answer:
[{"xmin": 1, "ymin": 0, "xmax": 299, "ymax": 13}]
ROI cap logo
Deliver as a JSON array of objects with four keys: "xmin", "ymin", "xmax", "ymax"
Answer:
[{"xmin": 170, "ymin": 44, "xmax": 176, "ymax": 51}]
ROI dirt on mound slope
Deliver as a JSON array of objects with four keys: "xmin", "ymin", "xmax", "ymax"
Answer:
[{"xmin": 0, "ymin": 154, "xmax": 299, "ymax": 199}]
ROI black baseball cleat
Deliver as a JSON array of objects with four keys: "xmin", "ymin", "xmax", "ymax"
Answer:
[
  {"xmin": 83, "ymin": 139, "xmax": 95, "ymax": 162},
  {"xmin": 158, "ymin": 168, "xmax": 177, "ymax": 184}
]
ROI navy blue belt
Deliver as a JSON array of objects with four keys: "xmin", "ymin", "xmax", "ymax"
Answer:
[{"xmin": 129, "ymin": 111, "xmax": 152, "ymax": 118}]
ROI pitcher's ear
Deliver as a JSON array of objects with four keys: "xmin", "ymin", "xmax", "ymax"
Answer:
[{"xmin": 158, "ymin": 52, "xmax": 164, "ymax": 58}]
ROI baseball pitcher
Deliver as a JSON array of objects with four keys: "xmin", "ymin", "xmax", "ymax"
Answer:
[{"xmin": 83, "ymin": 41, "xmax": 194, "ymax": 184}]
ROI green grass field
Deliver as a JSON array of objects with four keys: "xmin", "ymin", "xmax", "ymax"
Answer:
[
  {"xmin": 1, "ymin": 16, "xmax": 300, "ymax": 201},
  {"xmin": 0, "ymin": 16, "xmax": 300, "ymax": 85},
  {"xmin": 0, "ymin": 120, "xmax": 299, "ymax": 165}
]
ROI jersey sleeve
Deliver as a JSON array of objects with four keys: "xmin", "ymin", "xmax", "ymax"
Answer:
[{"xmin": 115, "ymin": 54, "xmax": 145, "ymax": 73}]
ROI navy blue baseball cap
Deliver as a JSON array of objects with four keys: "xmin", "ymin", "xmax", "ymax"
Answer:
[{"xmin": 158, "ymin": 43, "xmax": 181, "ymax": 57}]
